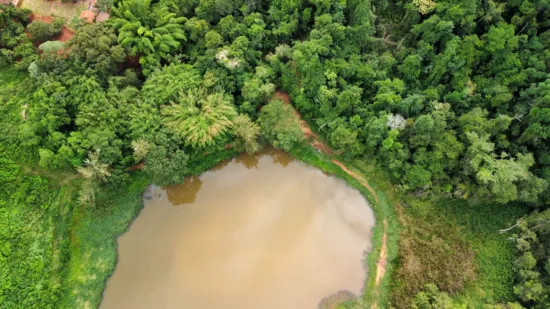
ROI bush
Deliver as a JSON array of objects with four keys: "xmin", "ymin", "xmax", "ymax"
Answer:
[
  {"xmin": 27, "ymin": 20, "xmax": 55, "ymax": 41},
  {"xmin": 52, "ymin": 18, "xmax": 65, "ymax": 33},
  {"xmin": 39, "ymin": 41, "xmax": 65, "ymax": 53},
  {"xmin": 27, "ymin": 19, "xmax": 64, "ymax": 41},
  {"xmin": 0, "ymin": 49, "xmax": 14, "ymax": 68}
]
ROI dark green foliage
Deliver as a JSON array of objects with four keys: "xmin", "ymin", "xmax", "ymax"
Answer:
[
  {"xmin": 27, "ymin": 19, "xmax": 63, "ymax": 41},
  {"xmin": 0, "ymin": 6, "xmax": 37, "ymax": 70},
  {"xmin": 509, "ymin": 210, "xmax": 550, "ymax": 309},
  {"xmin": 144, "ymin": 145, "xmax": 189, "ymax": 185},
  {"xmin": 67, "ymin": 23, "xmax": 125, "ymax": 76}
]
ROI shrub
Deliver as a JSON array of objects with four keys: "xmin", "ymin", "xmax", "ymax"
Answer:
[
  {"xmin": 0, "ymin": 49, "xmax": 14, "ymax": 68},
  {"xmin": 39, "ymin": 41, "xmax": 65, "ymax": 53},
  {"xmin": 27, "ymin": 20, "xmax": 55, "ymax": 41},
  {"xmin": 27, "ymin": 19, "xmax": 64, "ymax": 42}
]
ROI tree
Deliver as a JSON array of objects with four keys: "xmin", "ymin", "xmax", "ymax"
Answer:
[
  {"xmin": 27, "ymin": 21, "xmax": 54, "ymax": 41},
  {"xmin": 131, "ymin": 139, "xmax": 150, "ymax": 162},
  {"xmin": 112, "ymin": 0, "xmax": 187, "ymax": 73},
  {"xmin": 162, "ymin": 90, "xmax": 237, "ymax": 148},
  {"xmin": 140, "ymin": 63, "xmax": 201, "ymax": 106},
  {"xmin": 258, "ymin": 99, "xmax": 303, "ymax": 151},
  {"xmin": 413, "ymin": 284, "xmax": 465, "ymax": 309},
  {"xmin": 232, "ymin": 114, "xmax": 260, "ymax": 154},
  {"xmin": 144, "ymin": 145, "xmax": 189, "ymax": 185},
  {"xmin": 38, "ymin": 41, "xmax": 65, "ymax": 54},
  {"xmin": 465, "ymin": 132, "xmax": 547, "ymax": 204},
  {"xmin": 330, "ymin": 124, "xmax": 363, "ymax": 157},
  {"xmin": 27, "ymin": 19, "xmax": 63, "ymax": 41},
  {"xmin": 77, "ymin": 149, "xmax": 111, "ymax": 206},
  {"xmin": 508, "ymin": 210, "xmax": 550, "ymax": 308},
  {"xmin": 68, "ymin": 23, "xmax": 125, "ymax": 75}
]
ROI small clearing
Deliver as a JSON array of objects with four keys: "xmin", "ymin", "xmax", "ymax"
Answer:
[{"xmin": 21, "ymin": 0, "xmax": 89, "ymax": 20}]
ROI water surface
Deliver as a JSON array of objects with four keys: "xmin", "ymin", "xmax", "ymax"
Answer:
[{"xmin": 101, "ymin": 149, "xmax": 375, "ymax": 309}]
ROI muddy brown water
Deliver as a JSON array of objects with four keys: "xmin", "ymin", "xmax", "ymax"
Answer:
[{"xmin": 100, "ymin": 149, "xmax": 375, "ymax": 309}]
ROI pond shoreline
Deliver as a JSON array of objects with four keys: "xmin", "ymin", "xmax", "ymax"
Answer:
[{"xmin": 91, "ymin": 141, "xmax": 396, "ymax": 309}]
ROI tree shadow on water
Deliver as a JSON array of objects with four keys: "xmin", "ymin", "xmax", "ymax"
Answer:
[{"xmin": 165, "ymin": 176, "xmax": 203, "ymax": 206}]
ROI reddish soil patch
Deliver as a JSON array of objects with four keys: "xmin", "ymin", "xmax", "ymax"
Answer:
[
  {"xmin": 331, "ymin": 159, "xmax": 379, "ymax": 203},
  {"xmin": 375, "ymin": 220, "xmax": 388, "ymax": 285},
  {"xmin": 271, "ymin": 90, "xmax": 291, "ymax": 104},
  {"xmin": 370, "ymin": 220, "xmax": 389, "ymax": 309},
  {"xmin": 52, "ymin": 26, "xmax": 74, "ymax": 42},
  {"xmin": 30, "ymin": 13, "xmax": 53, "ymax": 23},
  {"xmin": 130, "ymin": 161, "xmax": 144, "ymax": 171}
]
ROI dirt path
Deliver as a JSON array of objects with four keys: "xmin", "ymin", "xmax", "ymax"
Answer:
[
  {"xmin": 369, "ymin": 220, "xmax": 388, "ymax": 308},
  {"xmin": 330, "ymin": 159, "xmax": 380, "ymax": 204},
  {"xmin": 277, "ymin": 90, "xmax": 389, "ymax": 307},
  {"xmin": 375, "ymin": 220, "xmax": 388, "ymax": 285}
]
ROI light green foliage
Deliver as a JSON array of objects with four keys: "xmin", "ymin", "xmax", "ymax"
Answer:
[
  {"xmin": 232, "ymin": 114, "xmax": 260, "ymax": 154},
  {"xmin": 38, "ymin": 40, "xmax": 65, "ymax": 53},
  {"xmin": 112, "ymin": 0, "xmax": 187, "ymax": 74},
  {"xmin": 131, "ymin": 139, "xmax": 150, "ymax": 162},
  {"xmin": 140, "ymin": 63, "xmax": 201, "ymax": 106},
  {"xmin": 162, "ymin": 90, "xmax": 237, "ymax": 148},
  {"xmin": 258, "ymin": 99, "xmax": 303, "ymax": 152},
  {"xmin": 0, "ymin": 157, "xmax": 64, "ymax": 308},
  {"xmin": 413, "ymin": 284, "xmax": 466, "ymax": 309}
]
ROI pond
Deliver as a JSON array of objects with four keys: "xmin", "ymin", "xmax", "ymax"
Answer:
[{"xmin": 100, "ymin": 148, "xmax": 375, "ymax": 309}]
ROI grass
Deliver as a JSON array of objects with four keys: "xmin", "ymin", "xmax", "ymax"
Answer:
[
  {"xmin": 365, "ymin": 163, "xmax": 528, "ymax": 308},
  {"xmin": 437, "ymin": 200, "xmax": 528, "ymax": 307},
  {"xmin": 20, "ymin": 0, "xmax": 89, "ymax": 20},
  {"xmin": 57, "ymin": 175, "xmax": 149, "ymax": 309}
]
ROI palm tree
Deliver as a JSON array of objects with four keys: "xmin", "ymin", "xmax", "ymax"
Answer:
[
  {"xmin": 77, "ymin": 149, "xmax": 111, "ymax": 181},
  {"xmin": 112, "ymin": 0, "xmax": 186, "ymax": 66},
  {"xmin": 77, "ymin": 149, "xmax": 111, "ymax": 207},
  {"xmin": 162, "ymin": 91, "xmax": 237, "ymax": 148}
]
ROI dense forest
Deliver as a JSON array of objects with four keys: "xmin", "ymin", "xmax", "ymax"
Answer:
[{"xmin": 1, "ymin": 0, "xmax": 550, "ymax": 308}]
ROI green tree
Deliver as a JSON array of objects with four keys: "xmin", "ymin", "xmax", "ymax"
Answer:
[
  {"xmin": 162, "ymin": 90, "xmax": 237, "ymax": 148},
  {"xmin": 144, "ymin": 145, "xmax": 189, "ymax": 185},
  {"xmin": 27, "ymin": 21, "xmax": 55, "ymax": 41},
  {"xmin": 68, "ymin": 23, "xmax": 125, "ymax": 75},
  {"xmin": 232, "ymin": 114, "xmax": 260, "ymax": 154},
  {"xmin": 76, "ymin": 149, "xmax": 111, "ymax": 206},
  {"xmin": 258, "ymin": 99, "xmax": 303, "ymax": 151},
  {"xmin": 112, "ymin": 0, "xmax": 187, "ymax": 73}
]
